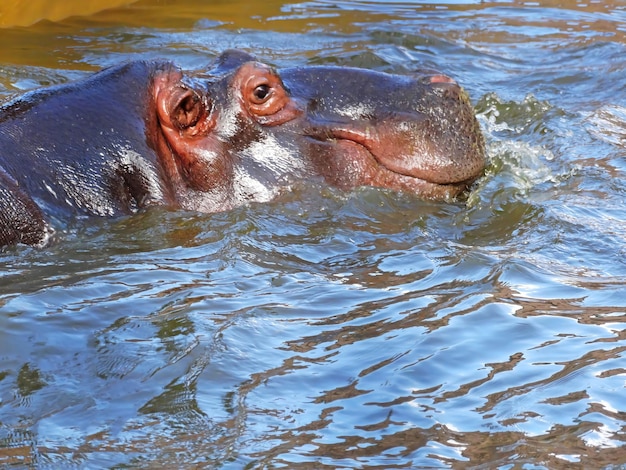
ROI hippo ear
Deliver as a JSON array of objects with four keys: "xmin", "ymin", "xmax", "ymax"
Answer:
[
  {"xmin": 158, "ymin": 86, "xmax": 213, "ymax": 136},
  {"xmin": 170, "ymin": 89, "xmax": 203, "ymax": 129},
  {"xmin": 211, "ymin": 49, "xmax": 258, "ymax": 75}
]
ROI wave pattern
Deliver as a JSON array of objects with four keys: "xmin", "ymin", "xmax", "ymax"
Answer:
[{"xmin": 1, "ymin": 1, "xmax": 626, "ymax": 468}]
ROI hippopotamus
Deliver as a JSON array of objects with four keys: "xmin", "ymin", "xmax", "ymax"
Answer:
[{"xmin": 0, "ymin": 49, "xmax": 485, "ymax": 247}]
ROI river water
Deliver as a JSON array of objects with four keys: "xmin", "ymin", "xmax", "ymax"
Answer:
[{"xmin": 0, "ymin": 1, "xmax": 625, "ymax": 468}]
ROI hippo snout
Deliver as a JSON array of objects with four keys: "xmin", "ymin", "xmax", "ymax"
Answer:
[{"xmin": 291, "ymin": 68, "xmax": 485, "ymax": 196}]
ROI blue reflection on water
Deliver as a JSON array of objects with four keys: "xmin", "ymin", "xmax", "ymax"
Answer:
[{"xmin": 1, "ymin": 0, "xmax": 626, "ymax": 467}]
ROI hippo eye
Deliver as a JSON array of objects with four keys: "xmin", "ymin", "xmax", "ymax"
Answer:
[
  {"xmin": 236, "ymin": 62, "xmax": 300, "ymax": 124},
  {"xmin": 252, "ymin": 84, "xmax": 271, "ymax": 103}
]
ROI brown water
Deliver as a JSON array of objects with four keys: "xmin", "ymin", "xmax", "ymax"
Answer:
[{"xmin": 1, "ymin": 1, "xmax": 626, "ymax": 468}]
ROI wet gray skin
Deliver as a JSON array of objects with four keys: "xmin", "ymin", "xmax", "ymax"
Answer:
[
  {"xmin": 177, "ymin": 50, "xmax": 486, "ymax": 209},
  {"xmin": 0, "ymin": 49, "xmax": 485, "ymax": 247}
]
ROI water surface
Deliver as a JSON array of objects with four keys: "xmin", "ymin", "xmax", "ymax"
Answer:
[{"xmin": 1, "ymin": 1, "xmax": 625, "ymax": 468}]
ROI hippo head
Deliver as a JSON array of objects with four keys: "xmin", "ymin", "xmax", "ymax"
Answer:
[{"xmin": 153, "ymin": 50, "xmax": 485, "ymax": 211}]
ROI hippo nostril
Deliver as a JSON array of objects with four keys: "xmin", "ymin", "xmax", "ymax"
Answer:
[{"xmin": 429, "ymin": 74, "xmax": 456, "ymax": 85}]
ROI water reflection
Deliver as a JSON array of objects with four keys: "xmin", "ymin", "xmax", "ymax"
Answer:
[
  {"xmin": 0, "ymin": 1, "xmax": 138, "ymax": 27},
  {"xmin": 1, "ymin": 0, "xmax": 626, "ymax": 468},
  {"xmin": 1, "ymin": 195, "xmax": 626, "ymax": 466}
]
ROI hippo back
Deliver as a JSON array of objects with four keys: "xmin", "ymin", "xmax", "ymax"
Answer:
[{"xmin": 0, "ymin": 61, "xmax": 173, "ymax": 245}]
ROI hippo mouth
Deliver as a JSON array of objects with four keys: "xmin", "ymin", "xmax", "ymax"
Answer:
[{"xmin": 304, "ymin": 122, "xmax": 481, "ymax": 200}]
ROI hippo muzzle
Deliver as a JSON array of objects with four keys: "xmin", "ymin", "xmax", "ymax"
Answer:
[{"xmin": 280, "ymin": 65, "xmax": 486, "ymax": 199}]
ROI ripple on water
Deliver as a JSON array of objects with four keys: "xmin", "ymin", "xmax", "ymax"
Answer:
[{"xmin": 1, "ymin": 1, "xmax": 626, "ymax": 468}]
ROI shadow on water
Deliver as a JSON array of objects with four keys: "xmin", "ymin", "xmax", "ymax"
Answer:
[{"xmin": 1, "ymin": 0, "xmax": 626, "ymax": 468}]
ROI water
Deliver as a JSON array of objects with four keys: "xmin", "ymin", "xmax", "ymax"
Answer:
[{"xmin": 1, "ymin": 1, "xmax": 625, "ymax": 468}]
